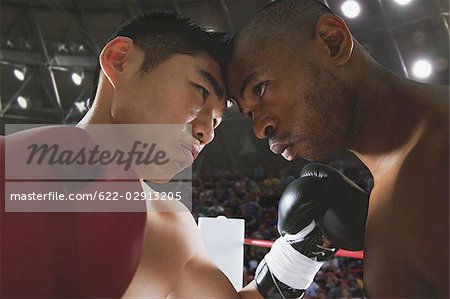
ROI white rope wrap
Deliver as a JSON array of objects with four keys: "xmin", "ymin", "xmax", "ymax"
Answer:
[{"xmin": 265, "ymin": 221, "xmax": 324, "ymax": 290}]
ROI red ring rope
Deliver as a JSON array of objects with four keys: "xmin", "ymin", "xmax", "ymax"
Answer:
[{"xmin": 244, "ymin": 238, "xmax": 364, "ymax": 259}]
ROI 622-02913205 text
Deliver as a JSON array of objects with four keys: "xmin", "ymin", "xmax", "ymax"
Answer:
[{"xmin": 9, "ymin": 191, "xmax": 182, "ymax": 201}]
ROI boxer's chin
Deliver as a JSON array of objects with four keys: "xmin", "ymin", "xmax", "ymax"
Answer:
[
  {"xmin": 133, "ymin": 162, "xmax": 186, "ymax": 183},
  {"xmin": 146, "ymin": 166, "xmax": 188, "ymax": 183},
  {"xmin": 280, "ymin": 142, "xmax": 317, "ymax": 162},
  {"xmin": 298, "ymin": 145, "xmax": 336, "ymax": 162}
]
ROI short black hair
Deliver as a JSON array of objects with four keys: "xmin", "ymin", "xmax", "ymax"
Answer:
[
  {"xmin": 89, "ymin": 11, "xmax": 228, "ymax": 106},
  {"xmin": 231, "ymin": 0, "xmax": 331, "ymax": 54}
]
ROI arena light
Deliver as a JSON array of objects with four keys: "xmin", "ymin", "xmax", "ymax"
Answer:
[
  {"xmin": 17, "ymin": 96, "xmax": 28, "ymax": 109},
  {"xmin": 78, "ymin": 44, "xmax": 86, "ymax": 53},
  {"xmin": 58, "ymin": 43, "xmax": 68, "ymax": 53},
  {"xmin": 71, "ymin": 70, "xmax": 84, "ymax": 86},
  {"xmin": 341, "ymin": 0, "xmax": 360, "ymax": 19},
  {"xmin": 393, "ymin": 0, "xmax": 412, "ymax": 5},
  {"xmin": 412, "ymin": 59, "xmax": 432, "ymax": 79},
  {"xmin": 13, "ymin": 66, "xmax": 26, "ymax": 81}
]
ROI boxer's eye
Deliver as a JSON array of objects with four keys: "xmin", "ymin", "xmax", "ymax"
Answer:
[
  {"xmin": 197, "ymin": 85, "xmax": 210, "ymax": 100},
  {"xmin": 253, "ymin": 82, "xmax": 268, "ymax": 98}
]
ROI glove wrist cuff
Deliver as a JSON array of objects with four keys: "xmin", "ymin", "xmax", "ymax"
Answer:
[
  {"xmin": 255, "ymin": 258, "xmax": 305, "ymax": 299},
  {"xmin": 265, "ymin": 237, "xmax": 323, "ymax": 290}
]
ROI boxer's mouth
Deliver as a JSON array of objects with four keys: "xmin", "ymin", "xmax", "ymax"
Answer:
[
  {"xmin": 191, "ymin": 145, "xmax": 200, "ymax": 160},
  {"xmin": 281, "ymin": 144, "xmax": 294, "ymax": 161},
  {"xmin": 269, "ymin": 142, "xmax": 290, "ymax": 155},
  {"xmin": 179, "ymin": 143, "xmax": 195, "ymax": 162}
]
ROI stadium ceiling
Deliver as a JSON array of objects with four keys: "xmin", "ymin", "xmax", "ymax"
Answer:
[{"xmin": 1, "ymin": 0, "xmax": 449, "ymax": 125}]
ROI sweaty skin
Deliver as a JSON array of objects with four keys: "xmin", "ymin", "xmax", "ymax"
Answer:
[{"xmin": 228, "ymin": 13, "xmax": 449, "ymax": 298}]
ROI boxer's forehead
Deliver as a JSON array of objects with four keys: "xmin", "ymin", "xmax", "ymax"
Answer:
[
  {"xmin": 227, "ymin": 47, "xmax": 268, "ymax": 102},
  {"xmin": 181, "ymin": 53, "xmax": 224, "ymax": 87},
  {"xmin": 136, "ymin": 53, "xmax": 226, "ymax": 111},
  {"xmin": 143, "ymin": 53, "xmax": 226, "ymax": 101},
  {"xmin": 190, "ymin": 53, "xmax": 226, "ymax": 100},
  {"xmin": 227, "ymin": 45, "xmax": 298, "ymax": 103}
]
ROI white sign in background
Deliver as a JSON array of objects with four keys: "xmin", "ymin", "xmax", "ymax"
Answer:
[{"xmin": 198, "ymin": 216, "xmax": 245, "ymax": 291}]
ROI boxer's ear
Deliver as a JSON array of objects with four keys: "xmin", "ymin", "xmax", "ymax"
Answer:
[
  {"xmin": 314, "ymin": 14, "xmax": 354, "ymax": 66},
  {"xmin": 99, "ymin": 36, "xmax": 134, "ymax": 89}
]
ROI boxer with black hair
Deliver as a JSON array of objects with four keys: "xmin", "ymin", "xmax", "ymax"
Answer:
[{"xmin": 2, "ymin": 11, "xmax": 233, "ymax": 298}]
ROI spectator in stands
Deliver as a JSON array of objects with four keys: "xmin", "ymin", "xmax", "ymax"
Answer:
[{"xmin": 207, "ymin": 199, "xmax": 225, "ymax": 216}]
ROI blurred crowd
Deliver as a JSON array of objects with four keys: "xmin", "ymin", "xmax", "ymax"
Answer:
[{"xmin": 192, "ymin": 161, "xmax": 372, "ymax": 298}]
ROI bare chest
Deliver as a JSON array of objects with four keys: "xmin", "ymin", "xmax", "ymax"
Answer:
[
  {"xmin": 363, "ymin": 183, "xmax": 422, "ymax": 297},
  {"xmin": 362, "ymin": 167, "xmax": 447, "ymax": 297}
]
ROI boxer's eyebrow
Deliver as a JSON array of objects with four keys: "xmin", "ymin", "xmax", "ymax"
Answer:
[
  {"xmin": 239, "ymin": 72, "xmax": 256, "ymax": 99},
  {"xmin": 197, "ymin": 70, "xmax": 224, "ymax": 98}
]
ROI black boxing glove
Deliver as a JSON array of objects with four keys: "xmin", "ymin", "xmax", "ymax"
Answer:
[
  {"xmin": 255, "ymin": 220, "xmax": 336, "ymax": 299},
  {"xmin": 278, "ymin": 163, "xmax": 369, "ymax": 251},
  {"xmin": 255, "ymin": 163, "xmax": 368, "ymax": 298}
]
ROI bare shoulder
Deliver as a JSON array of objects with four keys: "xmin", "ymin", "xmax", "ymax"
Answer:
[
  {"xmin": 399, "ymin": 82, "xmax": 448, "ymax": 190},
  {"xmin": 391, "ymin": 117, "xmax": 448, "ymax": 242},
  {"xmin": 417, "ymin": 83, "xmax": 449, "ymax": 117},
  {"xmin": 123, "ymin": 204, "xmax": 203, "ymax": 297},
  {"xmin": 427, "ymin": 83, "xmax": 449, "ymax": 99},
  {"xmin": 392, "ymin": 125, "xmax": 449, "ymax": 296},
  {"xmin": 396, "ymin": 126, "xmax": 448, "ymax": 204},
  {"xmin": 146, "ymin": 201, "xmax": 204, "ymax": 259}
]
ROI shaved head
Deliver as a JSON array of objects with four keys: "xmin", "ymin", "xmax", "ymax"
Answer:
[
  {"xmin": 227, "ymin": 0, "xmax": 357, "ymax": 161},
  {"xmin": 232, "ymin": 0, "xmax": 331, "ymax": 55}
]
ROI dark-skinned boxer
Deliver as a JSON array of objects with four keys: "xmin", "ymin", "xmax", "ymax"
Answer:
[{"xmin": 227, "ymin": 0, "xmax": 449, "ymax": 296}]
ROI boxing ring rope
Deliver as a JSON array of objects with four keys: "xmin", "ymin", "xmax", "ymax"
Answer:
[
  {"xmin": 198, "ymin": 217, "xmax": 363, "ymax": 290},
  {"xmin": 244, "ymin": 238, "xmax": 364, "ymax": 260}
]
